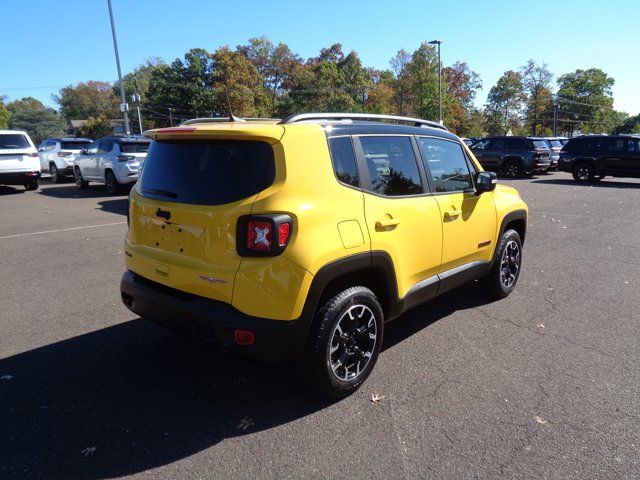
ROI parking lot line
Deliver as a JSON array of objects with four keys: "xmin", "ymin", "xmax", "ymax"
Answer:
[{"xmin": 0, "ymin": 221, "xmax": 126, "ymax": 240}]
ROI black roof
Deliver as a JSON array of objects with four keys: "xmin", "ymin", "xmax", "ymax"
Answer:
[
  {"xmin": 46, "ymin": 137, "xmax": 93, "ymax": 142},
  {"xmin": 97, "ymin": 136, "xmax": 151, "ymax": 144},
  {"xmin": 322, "ymin": 121, "xmax": 459, "ymax": 141}
]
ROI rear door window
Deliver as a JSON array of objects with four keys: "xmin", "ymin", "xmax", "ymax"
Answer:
[
  {"xmin": 121, "ymin": 142, "xmax": 150, "ymax": 153},
  {"xmin": 328, "ymin": 137, "xmax": 359, "ymax": 188},
  {"xmin": 506, "ymin": 138, "xmax": 526, "ymax": 149},
  {"xmin": 419, "ymin": 137, "xmax": 474, "ymax": 193},
  {"xmin": 139, "ymin": 140, "xmax": 275, "ymax": 205},
  {"xmin": 491, "ymin": 138, "xmax": 507, "ymax": 149},
  {"xmin": 0, "ymin": 134, "xmax": 30, "ymax": 149},
  {"xmin": 61, "ymin": 141, "xmax": 91, "ymax": 150},
  {"xmin": 97, "ymin": 141, "xmax": 113, "ymax": 154},
  {"xmin": 359, "ymin": 136, "xmax": 423, "ymax": 196}
]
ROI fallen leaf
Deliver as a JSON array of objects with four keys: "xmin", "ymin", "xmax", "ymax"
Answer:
[
  {"xmin": 534, "ymin": 416, "xmax": 549, "ymax": 426},
  {"xmin": 237, "ymin": 416, "xmax": 254, "ymax": 430},
  {"xmin": 371, "ymin": 393, "xmax": 386, "ymax": 404},
  {"xmin": 81, "ymin": 446, "xmax": 97, "ymax": 456},
  {"xmin": 537, "ymin": 324, "xmax": 545, "ymax": 329}
]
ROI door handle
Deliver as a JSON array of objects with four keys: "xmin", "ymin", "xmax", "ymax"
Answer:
[
  {"xmin": 375, "ymin": 218, "xmax": 401, "ymax": 229},
  {"xmin": 444, "ymin": 209, "xmax": 462, "ymax": 220}
]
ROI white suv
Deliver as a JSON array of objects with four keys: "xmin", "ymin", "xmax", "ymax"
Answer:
[
  {"xmin": 0, "ymin": 130, "xmax": 40, "ymax": 190},
  {"xmin": 38, "ymin": 137, "xmax": 92, "ymax": 183},
  {"xmin": 73, "ymin": 136, "xmax": 150, "ymax": 194}
]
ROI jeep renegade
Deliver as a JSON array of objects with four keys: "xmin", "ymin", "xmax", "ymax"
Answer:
[{"xmin": 120, "ymin": 113, "xmax": 528, "ymax": 398}]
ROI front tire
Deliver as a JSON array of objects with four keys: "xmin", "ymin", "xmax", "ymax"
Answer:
[
  {"xmin": 297, "ymin": 286, "xmax": 384, "ymax": 398},
  {"xmin": 481, "ymin": 229, "xmax": 522, "ymax": 299}
]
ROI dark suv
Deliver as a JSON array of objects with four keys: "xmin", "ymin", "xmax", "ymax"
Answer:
[
  {"xmin": 558, "ymin": 135, "xmax": 640, "ymax": 182},
  {"xmin": 471, "ymin": 136, "xmax": 552, "ymax": 177}
]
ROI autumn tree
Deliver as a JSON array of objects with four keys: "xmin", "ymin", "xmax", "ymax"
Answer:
[
  {"xmin": 54, "ymin": 81, "xmax": 120, "ymax": 120},
  {"xmin": 442, "ymin": 62, "xmax": 482, "ymax": 135},
  {"xmin": 519, "ymin": 60, "xmax": 553, "ymax": 135},
  {"xmin": 389, "ymin": 49, "xmax": 412, "ymax": 115},
  {"xmin": 7, "ymin": 97, "xmax": 66, "ymax": 144}
]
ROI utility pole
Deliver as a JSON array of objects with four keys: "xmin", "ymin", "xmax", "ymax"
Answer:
[
  {"xmin": 107, "ymin": 0, "xmax": 130, "ymax": 136},
  {"xmin": 361, "ymin": 87, "xmax": 368, "ymax": 113},
  {"xmin": 553, "ymin": 103, "xmax": 558, "ymax": 136},
  {"xmin": 168, "ymin": 108, "xmax": 173, "ymax": 127},
  {"xmin": 429, "ymin": 40, "xmax": 443, "ymax": 124},
  {"xmin": 132, "ymin": 93, "xmax": 143, "ymax": 135}
]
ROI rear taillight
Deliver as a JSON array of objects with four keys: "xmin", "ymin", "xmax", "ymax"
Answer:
[
  {"xmin": 117, "ymin": 155, "xmax": 136, "ymax": 162},
  {"xmin": 57, "ymin": 151, "xmax": 73, "ymax": 157},
  {"xmin": 237, "ymin": 214, "xmax": 292, "ymax": 257}
]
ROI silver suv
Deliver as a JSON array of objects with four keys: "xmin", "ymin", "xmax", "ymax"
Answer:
[
  {"xmin": 38, "ymin": 137, "xmax": 92, "ymax": 183},
  {"xmin": 74, "ymin": 136, "xmax": 150, "ymax": 194}
]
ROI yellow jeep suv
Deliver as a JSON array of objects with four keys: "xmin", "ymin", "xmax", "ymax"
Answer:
[{"xmin": 120, "ymin": 113, "xmax": 528, "ymax": 397}]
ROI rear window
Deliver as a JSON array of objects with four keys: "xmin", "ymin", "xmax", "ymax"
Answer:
[
  {"xmin": 121, "ymin": 142, "xmax": 150, "ymax": 153},
  {"xmin": 139, "ymin": 140, "xmax": 275, "ymax": 206},
  {"xmin": 61, "ymin": 141, "xmax": 91, "ymax": 150},
  {"xmin": 547, "ymin": 140, "xmax": 563, "ymax": 148},
  {"xmin": 532, "ymin": 140, "xmax": 549, "ymax": 149},
  {"xmin": 0, "ymin": 134, "xmax": 30, "ymax": 149}
]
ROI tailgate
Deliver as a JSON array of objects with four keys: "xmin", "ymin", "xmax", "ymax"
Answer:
[{"xmin": 126, "ymin": 191, "xmax": 255, "ymax": 303}]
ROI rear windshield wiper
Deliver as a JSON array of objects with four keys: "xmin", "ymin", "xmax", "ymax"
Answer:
[{"xmin": 143, "ymin": 188, "xmax": 177, "ymax": 199}]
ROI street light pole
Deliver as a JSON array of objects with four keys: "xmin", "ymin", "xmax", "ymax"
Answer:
[
  {"xmin": 107, "ymin": 0, "xmax": 131, "ymax": 136},
  {"xmin": 429, "ymin": 40, "xmax": 443, "ymax": 125}
]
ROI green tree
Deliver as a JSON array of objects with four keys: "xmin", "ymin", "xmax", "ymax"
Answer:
[
  {"xmin": 7, "ymin": 97, "xmax": 66, "ymax": 144},
  {"xmin": 407, "ymin": 42, "xmax": 441, "ymax": 121},
  {"xmin": 77, "ymin": 116, "xmax": 113, "ymax": 139},
  {"xmin": 613, "ymin": 113, "xmax": 640, "ymax": 134},
  {"xmin": 389, "ymin": 49, "xmax": 412, "ymax": 115},
  {"xmin": 520, "ymin": 60, "xmax": 553, "ymax": 135},
  {"xmin": 0, "ymin": 96, "xmax": 9, "ymax": 129},
  {"xmin": 54, "ymin": 81, "xmax": 120, "ymax": 120},
  {"xmin": 556, "ymin": 68, "xmax": 615, "ymax": 135},
  {"xmin": 484, "ymin": 70, "xmax": 525, "ymax": 135}
]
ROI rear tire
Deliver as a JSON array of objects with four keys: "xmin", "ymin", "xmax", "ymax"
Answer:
[
  {"xmin": 572, "ymin": 162, "xmax": 595, "ymax": 182},
  {"xmin": 74, "ymin": 167, "xmax": 89, "ymax": 189},
  {"xmin": 24, "ymin": 180, "xmax": 38, "ymax": 191},
  {"xmin": 503, "ymin": 160, "xmax": 523, "ymax": 178},
  {"xmin": 49, "ymin": 163, "xmax": 60, "ymax": 183},
  {"xmin": 481, "ymin": 229, "xmax": 522, "ymax": 299},
  {"xmin": 105, "ymin": 170, "xmax": 122, "ymax": 195},
  {"xmin": 297, "ymin": 286, "xmax": 383, "ymax": 398}
]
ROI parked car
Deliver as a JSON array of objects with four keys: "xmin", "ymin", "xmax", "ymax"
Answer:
[
  {"xmin": 471, "ymin": 136, "xmax": 551, "ymax": 177},
  {"xmin": 73, "ymin": 136, "xmax": 151, "ymax": 194},
  {"xmin": 0, "ymin": 130, "xmax": 40, "ymax": 190},
  {"xmin": 460, "ymin": 137, "xmax": 474, "ymax": 147},
  {"xmin": 558, "ymin": 135, "xmax": 640, "ymax": 182},
  {"xmin": 120, "ymin": 113, "xmax": 528, "ymax": 398},
  {"xmin": 531, "ymin": 137, "xmax": 562, "ymax": 171},
  {"xmin": 38, "ymin": 137, "xmax": 92, "ymax": 183}
]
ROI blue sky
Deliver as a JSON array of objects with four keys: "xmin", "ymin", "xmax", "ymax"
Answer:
[{"xmin": 1, "ymin": 0, "xmax": 638, "ymax": 114}]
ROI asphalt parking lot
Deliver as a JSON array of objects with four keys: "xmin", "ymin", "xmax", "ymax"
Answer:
[{"xmin": 1, "ymin": 173, "xmax": 639, "ymax": 479}]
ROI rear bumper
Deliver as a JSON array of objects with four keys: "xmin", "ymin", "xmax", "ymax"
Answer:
[
  {"xmin": 0, "ymin": 171, "xmax": 41, "ymax": 185},
  {"xmin": 120, "ymin": 270, "xmax": 310, "ymax": 362}
]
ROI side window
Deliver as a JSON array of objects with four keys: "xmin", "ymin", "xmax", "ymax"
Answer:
[
  {"xmin": 629, "ymin": 139, "xmax": 640, "ymax": 153},
  {"xmin": 472, "ymin": 138, "xmax": 491, "ymax": 150},
  {"xmin": 87, "ymin": 142, "xmax": 99, "ymax": 155},
  {"xmin": 328, "ymin": 137, "xmax": 359, "ymax": 188},
  {"xmin": 506, "ymin": 138, "xmax": 524, "ymax": 149},
  {"xmin": 359, "ymin": 136, "xmax": 423, "ymax": 196},
  {"xmin": 97, "ymin": 141, "xmax": 113, "ymax": 154},
  {"xmin": 607, "ymin": 138, "xmax": 626, "ymax": 153},
  {"xmin": 492, "ymin": 138, "xmax": 507, "ymax": 150},
  {"xmin": 419, "ymin": 137, "xmax": 474, "ymax": 193}
]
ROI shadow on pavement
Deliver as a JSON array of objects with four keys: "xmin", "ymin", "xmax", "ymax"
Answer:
[
  {"xmin": 0, "ymin": 284, "xmax": 492, "ymax": 479},
  {"xmin": 37, "ymin": 182, "xmax": 130, "ymax": 200},
  {"xmin": 532, "ymin": 178, "xmax": 640, "ymax": 189},
  {"xmin": 97, "ymin": 199, "xmax": 128, "ymax": 216},
  {"xmin": 0, "ymin": 186, "xmax": 26, "ymax": 196}
]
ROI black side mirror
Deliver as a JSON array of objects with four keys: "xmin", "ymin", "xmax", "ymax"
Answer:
[{"xmin": 476, "ymin": 171, "xmax": 497, "ymax": 193}]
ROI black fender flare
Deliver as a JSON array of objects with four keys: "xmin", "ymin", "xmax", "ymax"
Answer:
[{"xmin": 490, "ymin": 209, "xmax": 528, "ymax": 267}]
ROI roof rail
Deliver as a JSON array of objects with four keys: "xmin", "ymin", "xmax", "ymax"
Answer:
[
  {"xmin": 181, "ymin": 117, "xmax": 279, "ymax": 126},
  {"xmin": 279, "ymin": 113, "xmax": 448, "ymax": 131}
]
